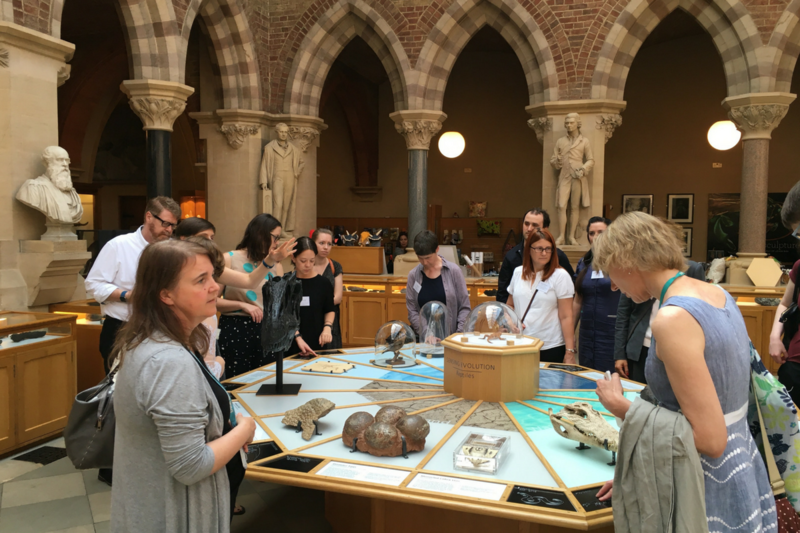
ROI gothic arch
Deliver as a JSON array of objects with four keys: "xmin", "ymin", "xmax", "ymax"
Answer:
[
  {"xmin": 592, "ymin": 0, "xmax": 764, "ymax": 100},
  {"xmin": 115, "ymin": 0, "xmax": 182, "ymax": 82},
  {"xmin": 411, "ymin": 0, "xmax": 560, "ymax": 111},
  {"xmin": 768, "ymin": 0, "xmax": 800, "ymax": 92},
  {"xmin": 282, "ymin": 0, "xmax": 411, "ymax": 116}
]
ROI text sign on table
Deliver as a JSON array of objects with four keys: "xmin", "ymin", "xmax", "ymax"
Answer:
[
  {"xmin": 316, "ymin": 462, "xmax": 409, "ymax": 486},
  {"xmin": 407, "ymin": 473, "xmax": 507, "ymax": 501}
]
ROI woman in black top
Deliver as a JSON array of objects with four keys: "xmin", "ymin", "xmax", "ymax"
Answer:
[
  {"xmin": 312, "ymin": 228, "xmax": 343, "ymax": 348},
  {"xmin": 290, "ymin": 237, "xmax": 335, "ymax": 356}
]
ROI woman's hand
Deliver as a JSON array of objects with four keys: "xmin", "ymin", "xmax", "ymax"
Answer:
[
  {"xmin": 240, "ymin": 302, "xmax": 263, "ymax": 323},
  {"xmin": 319, "ymin": 327, "xmax": 332, "ymax": 347},
  {"xmin": 297, "ymin": 336, "xmax": 317, "ymax": 356},
  {"xmin": 769, "ymin": 336, "xmax": 788, "ymax": 365},
  {"xmin": 597, "ymin": 480, "xmax": 613, "ymax": 502},
  {"xmin": 268, "ymin": 238, "xmax": 297, "ymax": 264},
  {"xmin": 563, "ymin": 350, "xmax": 576, "ymax": 365},
  {"xmin": 614, "ymin": 359, "xmax": 629, "ymax": 378},
  {"xmin": 596, "ymin": 373, "xmax": 631, "ymax": 419},
  {"xmin": 235, "ymin": 413, "xmax": 256, "ymax": 451}
]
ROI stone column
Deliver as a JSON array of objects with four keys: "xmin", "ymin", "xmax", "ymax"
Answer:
[
  {"xmin": 526, "ymin": 100, "xmax": 625, "ymax": 250},
  {"xmin": 281, "ymin": 115, "xmax": 326, "ymax": 238},
  {"xmin": 389, "ymin": 111, "xmax": 447, "ymax": 245},
  {"xmin": 121, "ymin": 80, "xmax": 194, "ymax": 199},
  {"xmin": 722, "ymin": 92, "xmax": 796, "ymax": 256}
]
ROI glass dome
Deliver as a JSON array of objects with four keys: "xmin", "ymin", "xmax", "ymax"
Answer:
[
  {"xmin": 419, "ymin": 301, "xmax": 450, "ymax": 358},
  {"xmin": 372, "ymin": 321, "xmax": 417, "ymax": 368},
  {"xmin": 464, "ymin": 302, "xmax": 522, "ymax": 336}
]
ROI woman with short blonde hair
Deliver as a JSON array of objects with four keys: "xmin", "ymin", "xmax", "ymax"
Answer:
[{"xmin": 593, "ymin": 211, "xmax": 774, "ymax": 530}]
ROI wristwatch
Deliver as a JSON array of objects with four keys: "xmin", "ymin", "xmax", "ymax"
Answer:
[
  {"xmin": 566, "ymin": 348, "xmax": 577, "ymax": 354},
  {"xmin": 120, "ymin": 291, "xmax": 128, "ymax": 303}
]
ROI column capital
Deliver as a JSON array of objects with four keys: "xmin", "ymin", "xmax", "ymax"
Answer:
[
  {"xmin": 722, "ymin": 92, "xmax": 796, "ymax": 140},
  {"xmin": 596, "ymin": 114, "xmax": 623, "ymax": 143},
  {"xmin": 527, "ymin": 117, "xmax": 552, "ymax": 145},
  {"xmin": 121, "ymin": 79, "xmax": 195, "ymax": 132},
  {"xmin": 389, "ymin": 110, "xmax": 447, "ymax": 150},
  {"xmin": 215, "ymin": 109, "xmax": 265, "ymax": 149}
]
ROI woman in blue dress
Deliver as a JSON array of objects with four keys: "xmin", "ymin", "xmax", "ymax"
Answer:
[
  {"xmin": 573, "ymin": 216, "xmax": 619, "ymax": 372},
  {"xmin": 593, "ymin": 212, "xmax": 775, "ymax": 532}
]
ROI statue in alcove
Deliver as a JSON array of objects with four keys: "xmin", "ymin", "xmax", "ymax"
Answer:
[
  {"xmin": 550, "ymin": 113, "xmax": 594, "ymax": 246},
  {"xmin": 259, "ymin": 123, "xmax": 304, "ymax": 238}
]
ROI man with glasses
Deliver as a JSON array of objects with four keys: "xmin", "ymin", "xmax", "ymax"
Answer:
[
  {"xmin": 84, "ymin": 196, "xmax": 180, "ymax": 486},
  {"xmin": 496, "ymin": 208, "xmax": 574, "ymax": 304}
]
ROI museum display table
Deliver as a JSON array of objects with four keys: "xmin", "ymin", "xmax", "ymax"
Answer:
[
  {"xmin": 0, "ymin": 311, "xmax": 77, "ymax": 456},
  {"xmin": 228, "ymin": 347, "xmax": 641, "ymax": 532}
]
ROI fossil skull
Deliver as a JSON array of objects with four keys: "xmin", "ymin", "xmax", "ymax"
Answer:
[{"xmin": 549, "ymin": 402, "xmax": 619, "ymax": 452}]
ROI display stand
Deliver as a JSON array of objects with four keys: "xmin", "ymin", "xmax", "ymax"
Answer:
[{"xmin": 256, "ymin": 352, "xmax": 302, "ymax": 395}]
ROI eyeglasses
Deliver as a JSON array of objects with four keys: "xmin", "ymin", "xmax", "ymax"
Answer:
[
  {"xmin": 270, "ymin": 232, "xmax": 281, "ymax": 242},
  {"xmin": 151, "ymin": 213, "xmax": 177, "ymax": 230},
  {"xmin": 793, "ymin": 221, "xmax": 800, "ymax": 240},
  {"xmin": 531, "ymin": 247, "xmax": 553, "ymax": 255}
]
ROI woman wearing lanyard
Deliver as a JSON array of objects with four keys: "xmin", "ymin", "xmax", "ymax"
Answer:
[
  {"xmin": 290, "ymin": 237, "xmax": 335, "ymax": 356},
  {"xmin": 572, "ymin": 216, "xmax": 618, "ymax": 372},
  {"xmin": 311, "ymin": 228, "xmax": 343, "ymax": 349},
  {"xmin": 593, "ymin": 211, "xmax": 775, "ymax": 530},
  {"xmin": 506, "ymin": 228, "xmax": 575, "ymax": 363},
  {"xmin": 110, "ymin": 239, "xmax": 256, "ymax": 532}
]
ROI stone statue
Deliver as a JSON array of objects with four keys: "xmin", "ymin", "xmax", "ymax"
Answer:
[
  {"xmin": 259, "ymin": 123, "xmax": 304, "ymax": 238},
  {"xmin": 16, "ymin": 146, "xmax": 84, "ymax": 227},
  {"xmin": 549, "ymin": 113, "xmax": 594, "ymax": 246}
]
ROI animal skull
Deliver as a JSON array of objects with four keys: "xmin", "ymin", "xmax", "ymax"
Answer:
[{"xmin": 549, "ymin": 402, "xmax": 619, "ymax": 452}]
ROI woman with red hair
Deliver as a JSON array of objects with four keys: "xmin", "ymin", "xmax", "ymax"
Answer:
[{"xmin": 506, "ymin": 228, "xmax": 576, "ymax": 363}]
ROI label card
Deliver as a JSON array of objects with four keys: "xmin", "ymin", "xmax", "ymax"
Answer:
[
  {"xmin": 301, "ymin": 296, "xmax": 310, "ymax": 307},
  {"xmin": 572, "ymin": 487, "xmax": 612, "ymax": 512},
  {"xmin": 261, "ymin": 455, "xmax": 323, "ymax": 473},
  {"xmin": 407, "ymin": 473, "xmax": 506, "ymax": 501},
  {"xmin": 316, "ymin": 462, "xmax": 408, "ymax": 487},
  {"xmin": 506, "ymin": 486, "xmax": 576, "ymax": 511},
  {"xmin": 246, "ymin": 441, "xmax": 281, "ymax": 463},
  {"xmin": 413, "ymin": 281, "xmax": 422, "ymax": 293},
  {"xmin": 591, "ymin": 270, "xmax": 604, "ymax": 279},
  {"xmin": 538, "ymin": 282, "xmax": 551, "ymax": 294}
]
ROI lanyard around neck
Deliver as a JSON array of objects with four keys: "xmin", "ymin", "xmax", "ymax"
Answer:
[
  {"xmin": 659, "ymin": 271, "xmax": 684, "ymax": 307},
  {"xmin": 184, "ymin": 346, "xmax": 237, "ymax": 428}
]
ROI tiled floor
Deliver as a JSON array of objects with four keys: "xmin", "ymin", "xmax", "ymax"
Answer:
[{"xmin": 0, "ymin": 438, "xmax": 332, "ymax": 533}]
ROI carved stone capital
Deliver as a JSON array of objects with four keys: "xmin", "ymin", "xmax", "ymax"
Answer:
[
  {"xmin": 527, "ymin": 117, "xmax": 552, "ymax": 145},
  {"xmin": 120, "ymin": 80, "xmax": 195, "ymax": 132},
  {"xmin": 596, "ymin": 114, "xmax": 623, "ymax": 143},
  {"xmin": 722, "ymin": 92, "xmax": 796, "ymax": 140},
  {"xmin": 57, "ymin": 64, "xmax": 70, "ymax": 87},
  {"xmin": 217, "ymin": 123, "xmax": 260, "ymax": 149},
  {"xmin": 394, "ymin": 120, "xmax": 443, "ymax": 150},
  {"xmin": 288, "ymin": 126, "xmax": 320, "ymax": 152}
]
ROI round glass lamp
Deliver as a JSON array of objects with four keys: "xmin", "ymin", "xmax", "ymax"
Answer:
[
  {"xmin": 707, "ymin": 120, "xmax": 741, "ymax": 151},
  {"xmin": 372, "ymin": 321, "xmax": 417, "ymax": 368},
  {"xmin": 419, "ymin": 301, "xmax": 450, "ymax": 358},
  {"xmin": 438, "ymin": 132, "xmax": 465, "ymax": 158},
  {"xmin": 464, "ymin": 302, "xmax": 522, "ymax": 336}
]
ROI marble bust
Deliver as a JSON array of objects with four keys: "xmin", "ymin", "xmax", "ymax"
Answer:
[
  {"xmin": 549, "ymin": 113, "xmax": 594, "ymax": 246},
  {"xmin": 259, "ymin": 123, "xmax": 304, "ymax": 238},
  {"xmin": 16, "ymin": 146, "xmax": 84, "ymax": 225}
]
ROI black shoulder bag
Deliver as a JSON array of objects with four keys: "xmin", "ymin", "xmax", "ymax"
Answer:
[{"xmin": 780, "ymin": 280, "xmax": 800, "ymax": 351}]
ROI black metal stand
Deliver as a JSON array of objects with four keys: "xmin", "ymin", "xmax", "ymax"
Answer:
[
  {"xmin": 296, "ymin": 420, "xmax": 321, "ymax": 436},
  {"xmin": 256, "ymin": 351, "xmax": 302, "ymax": 395},
  {"xmin": 401, "ymin": 436, "xmax": 408, "ymax": 459},
  {"xmin": 576, "ymin": 442, "xmax": 589, "ymax": 450},
  {"xmin": 350, "ymin": 437, "xmax": 359, "ymax": 453}
]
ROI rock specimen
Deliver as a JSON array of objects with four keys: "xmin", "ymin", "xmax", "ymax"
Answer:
[
  {"xmin": 282, "ymin": 398, "xmax": 335, "ymax": 440},
  {"xmin": 342, "ymin": 407, "xmax": 431, "ymax": 457},
  {"xmin": 549, "ymin": 402, "xmax": 619, "ymax": 452}
]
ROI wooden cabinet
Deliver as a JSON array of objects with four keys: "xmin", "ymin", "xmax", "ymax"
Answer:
[
  {"xmin": 50, "ymin": 300, "xmax": 105, "ymax": 392},
  {"xmin": 0, "ymin": 311, "xmax": 77, "ymax": 456},
  {"xmin": 387, "ymin": 298, "xmax": 409, "ymax": 325},
  {"xmin": 346, "ymin": 297, "xmax": 387, "ymax": 345}
]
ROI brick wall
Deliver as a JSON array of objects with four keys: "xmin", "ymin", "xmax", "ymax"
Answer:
[{"xmin": 14, "ymin": 0, "xmax": 50, "ymax": 34}]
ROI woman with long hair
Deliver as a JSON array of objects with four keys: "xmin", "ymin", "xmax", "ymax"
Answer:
[
  {"xmin": 506, "ymin": 228, "xmax": 575, "ymax": 363},
  {"xmin": 110, "ymin": 239, "xmax": 256, "ymax": 532},
  {"xmin": 572, "ymin": 216, "xmax": 618, "ymax": 372},
  {"xmin": 290, "ymin": 237, "xmax": 335, "ymax": 356},
  {"xmin": 312, "ymin": 228, "xmax": 343, "ymax": 348}
]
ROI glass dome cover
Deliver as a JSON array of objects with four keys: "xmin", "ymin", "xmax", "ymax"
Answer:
[
  {"xmin": 464, "ymin": 302, "xmax": 522, "ymax": 336},
  {"xmin": 419, "ymin": 301, "xmax": 450, "ymax": 358},
  {"xmin": 372, "ymin": 320, "xmax": 417, "ymax": 368}
]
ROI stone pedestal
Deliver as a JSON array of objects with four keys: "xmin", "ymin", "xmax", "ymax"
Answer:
[
  {"xmin": 722, "ymin": 92, "xmax": 796, "ymax": 255},
  {"xmin": 18, "ymin": 239, "xmax": 90, "ymax": 307},
  {"xmin": 559, "ymin": 244, "xmax": 590, "ymax": 270},
  {"xmin": 389, "ymin": 111, "xmax": 446, "ymax": 246},
  {"xmin": 527, "ymin": 100, "xmax": 625, "ymax": 245},
  {"xmin": 42, "ymin": 219, "xmax": 77, "ymax": 241},
  {"xmin": 121, "ymin": 79, "xmax": 195, "ymax": 199}
]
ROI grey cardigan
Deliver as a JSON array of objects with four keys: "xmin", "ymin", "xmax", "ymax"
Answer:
[
  {"xmin": 613, "ymin": 398, "xmax": 708, "ymax": 533},
  {"xmin": 111, "ymin": 337, "xmax": 230, "ymax": 533},
  {"xmin": 406, "ymin": 256, "xmax": 471, "ymax": 336}
]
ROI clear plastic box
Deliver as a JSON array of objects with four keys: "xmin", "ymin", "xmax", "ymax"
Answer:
[{"xmin": 453, "ymin": 433, "xmax": 510, "ymax": 475}]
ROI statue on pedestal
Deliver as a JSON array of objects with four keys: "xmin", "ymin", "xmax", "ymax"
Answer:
[
  {"xmin": 550, "ymin": 113, "xmax": 594, "ymax": 246},
  {"xmin": 259, "ymin": 123, "xmax": 304, "ymax": 238},
  {"xmin": 16, "ymin": 146, "xmax": 84, "ymax": 240}
]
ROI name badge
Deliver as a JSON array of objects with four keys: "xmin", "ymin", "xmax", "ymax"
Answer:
[
  {"xmin": 538, "ymin": 282, "xmax": 551, "ymax": 294},
  {"xmin": 301, "ymin": 296, "xmax": 310, "ymax": 307},
  {"xmin": 413, "ymin": 281, "xmax": 422, "ymax": 293},
  {"xmin": 591, "ymin": 270, "xmax": 604, "ymax": 279}
]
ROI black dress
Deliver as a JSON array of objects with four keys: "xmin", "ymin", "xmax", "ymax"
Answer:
[
  {"xmin": 289, "ymin": 275, "xmax": 335, "ymax": 354},
  {"xmin": 320, "ymin": 259, "xmax": 343, "ymax": 349}
]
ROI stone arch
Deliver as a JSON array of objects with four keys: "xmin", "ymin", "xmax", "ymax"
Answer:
[
  {"xmin": 283, "ymin": 0, "xmax": 411, "ymax": 116},
  {"xmin": 114, "ymin": 0, "xmax": 183, "ymax": 82},
  {"xmin": 50, "ymin": 0, "xmax": 64, "ymax": 37},
  {"xmin": 411, "ymin": 0, "xmax": 560, "ymax": 111},
  {"xmin": 768, "ymin": 0, "xmax": 800, "ymax": 92},
  {"xmin": 592, "ymin": 0, "xmax": 764, "ymax": 100},
  {"xmin": 179, "ymin": 0, "xmax": 261, "ymax": 110}
]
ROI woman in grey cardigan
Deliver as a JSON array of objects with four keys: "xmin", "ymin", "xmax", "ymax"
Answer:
[{"xmin": 110, "ymin": 239, "xmax": 256, "ymax": 533}]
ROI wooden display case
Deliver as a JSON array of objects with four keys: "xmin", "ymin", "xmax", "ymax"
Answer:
[
  {"xmin": 50, "ymin": 299, "xmax": 106, "ymax": 392},
  {"xmin": 0, "ymin": 311, "xmax": 77, "ymax": 456}
]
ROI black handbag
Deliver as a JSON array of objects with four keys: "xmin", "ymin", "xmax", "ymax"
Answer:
[
  {"xmin": 780, "ymin": 280, "xmax": 800, "ymax": 351},
  {"xmin": 64, "ymin": 369, "xmax": 117, "ymax": 469}
]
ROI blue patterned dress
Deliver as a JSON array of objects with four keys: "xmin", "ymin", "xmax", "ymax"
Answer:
[{"xmin": 647, "ymin": 290, "xmax": 776, "ymax": 532}]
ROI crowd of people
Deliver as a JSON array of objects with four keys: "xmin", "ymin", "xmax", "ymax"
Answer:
[{"xmin": 81, "ymin": 196, "xmax": 792, "ymax": 532}]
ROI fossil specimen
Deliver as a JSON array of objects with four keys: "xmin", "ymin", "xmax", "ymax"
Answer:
[
  {"xmin": 549, "ymin": 402, "xmax": 619, "ymax": 453},
  {"xmin": 342, "ymin": 408, "xmax": 430, "ymax": 457},
  {"xmin": 281, "ymin": 398, "xmax": 335, "ymax": 440}
]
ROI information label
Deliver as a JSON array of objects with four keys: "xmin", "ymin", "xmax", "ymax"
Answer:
[
  {"xmin": 316, "ymin": 462, "xmax": 408, "ymax": 487},
  {"xmin": 407, "ymin": 473, "xmax": 507, "ymax": 501}
]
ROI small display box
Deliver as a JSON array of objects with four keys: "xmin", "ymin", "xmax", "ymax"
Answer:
[{"xmin": 453, "ymin": 433, "xmax": 510, "ymax": 475}]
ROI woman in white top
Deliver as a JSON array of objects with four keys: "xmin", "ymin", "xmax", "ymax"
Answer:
[{"xmin": 506, "ymin": 228, "xmax": 576, "ymax": 363}]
